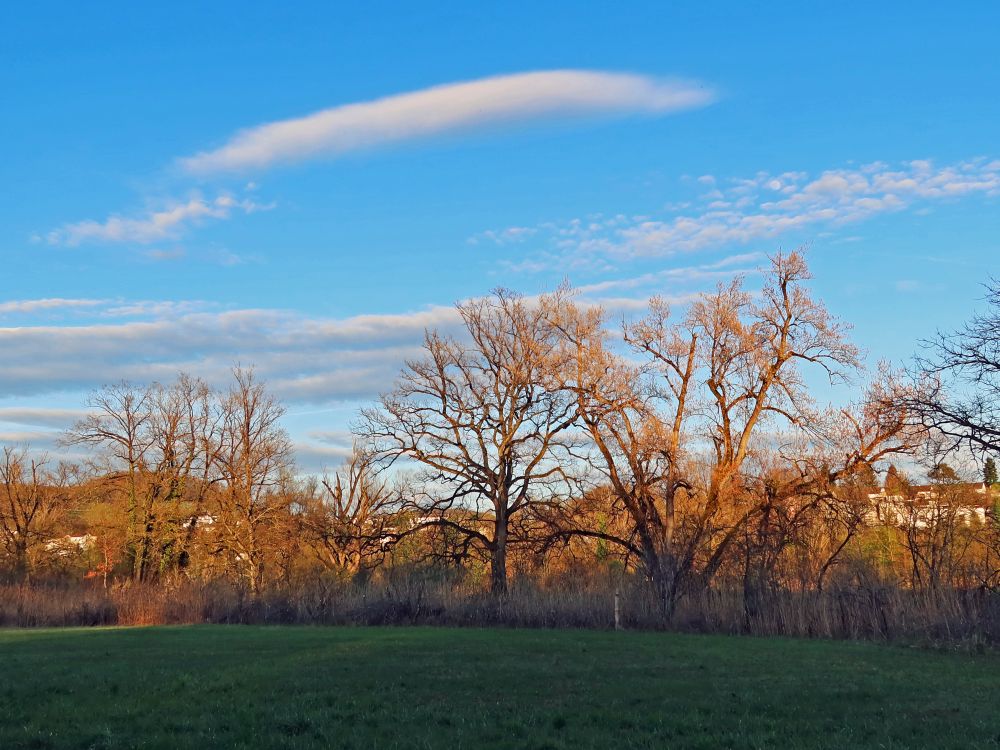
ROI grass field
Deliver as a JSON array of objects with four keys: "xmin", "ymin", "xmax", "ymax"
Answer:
[{"xmin": 0, "ymin": 626, "xmax": 997, "ymax": 749}]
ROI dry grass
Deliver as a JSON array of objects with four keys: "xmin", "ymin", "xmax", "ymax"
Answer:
[{"xmin": 2, "ymin": 575, "xmax": 997, "ymax": 647}]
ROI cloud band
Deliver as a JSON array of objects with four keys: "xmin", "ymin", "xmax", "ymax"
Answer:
[{"xmin": 181, "ymin": 70, "xmax": 714, "ymax": 174}]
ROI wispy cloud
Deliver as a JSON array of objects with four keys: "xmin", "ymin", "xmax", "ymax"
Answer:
[
  {"xmin": 293, "ymin": 441, "xmax": 356, "ymax": 472},
  {"xmin": 574, "ymin": 252, "xmax": 764, "ymax": 295},
  {"xmin": 0, "ymin": 303, "xmax": 462, "ymax": 402},
  {"xmin": 0, "ymin": 299, "xmax": 109, "ymax": 315},
  {"xmin": 46, "ymin": 193, "xmax": 272, "ymax": 246},
  {"xmin": 895, "ymin": 280, "xmax": 918, "ymax": 292},
  {"xmin": 0, "ymin": 297, "xmax": 216, "ymax": 321},
  {"xmin": 143, "ymin": 247, "xmax": 187, "ymax": 262},
  {"xmin": 0, "ymin": 408, "xmax": 89, "ymax": 429},
  {"xmin": 477, "ymin": 158, "xmax": 1000, "ymax": 266},
  {"xmin": 468, "ymin": 226, "xmax": 538, "ymax": 245},
  {"xmin": 0, "ymin": 275, "xmax": 750, "ymax": 470},
  {"xmin": 0, "ymin": 410, "xmax": 88, "ymax": 456},
  {"xmin": 181, "ymin": 70, "xmax": 715, "ymax": 174},
  {"xmin": 100, "ymin": 300, "xmax": 213, "ymax": 318},
  {"xmin": 0, "ymin": 277, "xmax": 738, "ymax": 404},
  {"xmin": 0, "ymin": 430, "xmax": 61, "ymax": 445}
]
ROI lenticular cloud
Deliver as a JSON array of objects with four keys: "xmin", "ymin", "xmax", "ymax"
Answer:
[{"xmin": 181, "ymin": 70, "xmax": 714, "ymax": 174}]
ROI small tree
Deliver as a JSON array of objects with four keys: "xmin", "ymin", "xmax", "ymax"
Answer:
[
  {"xmin": 303, "ymin": 446, "xmax": 399, "ymax": 577},
  {"xmin": 885, "ymin": 464, "xmax": 908, "ymax": 495},
  {"xmin": 0, "ymin": 447, "xmax": 69, "ymax": 581},
  {"xmin": 928, "ymin": 462, "xmax": 959, "ymax": 482},
  {"xmin": 983, "ymin": 457, "xmax": 997, "ymax": 486}
]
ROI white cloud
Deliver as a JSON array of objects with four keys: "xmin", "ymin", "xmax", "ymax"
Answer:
[
  {"xmin": 0, "ymin": 411, "xmax": 92, "ymax": 461},
  {"xmin": 0, "ymin": 282, "xmax": 721, "ymax": 405},
  {"xmin": 0, "ymin": 298, "xmax": 215, "ymax": 321},
  {"xmin": 477, "ymin": 158, "xmax": 1000, "ymax": 265},
  {"xmin": 0, "ymin": 302, "xmax": 464, "ymax": 402},
  {"xmin": 0, "ymin": 284, "xmax": 742, "ymax": 467},
  {"xmin": 293, "ymin": 438, "xmax": 355, "ymax": 473},
  {"xmin": 469, "ymin": 226, "xmax": 538, "ymax": 245},
  {"xmin": 143, "ymin": 247, "xmax": 187, "ymax": 262},
  {"xmin": 574, "ymin": 252, "xmax": 763, "ymax": 296},
  {"xmin": 0, "ymin": 299, "xmax": 108, "ymax": 315},
  {"xmin": 0, "ymin": 408, "xmax": 89, "ymax": 429},
  {"xmin": 0, "ymin": 430, "xmax": 60, "ymax": 445},
  {"xmin": 181, "ymin": 70, "xmax": 715, "ymax": 174},
  {"xmin": 47, "ymin": 193, "xmax": 272, "ymax": 246},
  {"xmin": 100, "ymin": 300, "xmax": 212, "ymax": 318}
]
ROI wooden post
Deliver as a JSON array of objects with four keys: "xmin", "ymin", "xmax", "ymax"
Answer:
[{"xmin": 614, "ymin": 588, "xmax": 622, "ymax": 631}]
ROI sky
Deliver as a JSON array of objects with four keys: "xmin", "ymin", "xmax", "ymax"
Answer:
[{"xmin": 2, "ymin": 2, "xmax": 999, "ymax": 471}]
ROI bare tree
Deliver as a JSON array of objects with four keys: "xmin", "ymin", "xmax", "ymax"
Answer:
[
  {"xmin": 361, "ymin": 290, "xmax": 578, "ymax": 594},
  {"xmin": 811, "ymin": 462, "xmax": 879, "ymax": 592},
  {"xmin": 542, "ymin": 295, "xmax": 681, "ymax": 604},
  {"xmin": 65, "ymin": 381, "xmax": 153, "ymax": 580},
  {"xmin": 901, "ymin": 480, "xmax": 977, "ymax": 592},
  {"xmin": 769, "ymin": 371, "xmax": 920, "ymax": 591},
  {"xmin": 0, "ymin": 447, "xmax": 69, "ymax": 580},
  {"xmin": 545, "ymin": 252, "xmax": 911, "ymax": 614},
  {"xmin": 152, "ymin": 374, "xmax": 222, "ymax": 574},
  {"xmin": 211, "ymin": 367, "xmax": 294, "ymax": 593},
  {"xmin": 65, "ymin": 375, "xmax": 216, "ymax": 581},
  {"xmin": 907, "ymin": 280, "xmax": 1000, "ymax": 457},
  {"xmin": 302, "ymin": 446, "xmax": 399, "ymax": 576}
]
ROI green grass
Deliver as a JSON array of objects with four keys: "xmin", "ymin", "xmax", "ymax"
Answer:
[{"xmin": 0, "ymin": 626, "xmax": 997, "ymax": 749}]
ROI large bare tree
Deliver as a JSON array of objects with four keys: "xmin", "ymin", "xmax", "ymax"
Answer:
[
  {"xmin": 361, "ymin": 290, "xmax": 578, "ymax": 594},
  {"xmin": 545, "ymin": 252, "xmax": 912, "ymax": 613}
]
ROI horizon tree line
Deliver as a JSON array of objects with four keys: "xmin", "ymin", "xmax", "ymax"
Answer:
[{"xmin": 2, "ymin": 251, "xmax": 999, "ymax": 611}]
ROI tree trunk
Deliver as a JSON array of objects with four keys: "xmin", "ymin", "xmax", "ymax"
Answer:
[
  {"xmin": 742, "ymin": 567, "xmax": 762, "ymax": 631},
  {"xmin": 490, "ymin": 516, "xmax": 508, "ymax": 595},
  {"xmin": 247, "ymin": 556, "xmax": 263, "ymax": 595},
  {"xmin": 647, "ymin": 547, "xmax": 678, "ymax": 620},
  {"xmin": 13, "ymin": 542, "xmax": 29, "ymax": 583},
  {"xmin": 134, "ymin": 519, "xmax": 154, "ymax": 582}
]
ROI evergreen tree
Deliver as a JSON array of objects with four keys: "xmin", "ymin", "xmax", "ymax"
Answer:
[
  {"xmin": 984, "ymin": 457, "xmax": 998, "ymax": 486},
  {"xmin": 853, "ymin": 461, "xmax": 879, "ymax": 490},
  {"xmin": 929, "ymin": 462, "xmax": 959, "ymax": 482},
  {"xmin": 884, "ymin": 464, "xmax": 907, "ymax": 494}
]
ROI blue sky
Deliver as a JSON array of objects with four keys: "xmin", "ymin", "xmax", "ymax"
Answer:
[{"xmin": 2, "ymin": 2, "xmax": 999, "ymax": 469}]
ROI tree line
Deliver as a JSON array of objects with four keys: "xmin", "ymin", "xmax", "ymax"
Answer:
[{"xmin": 3, "ymin": 252, "xmax": 999, "ymax": 619}]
